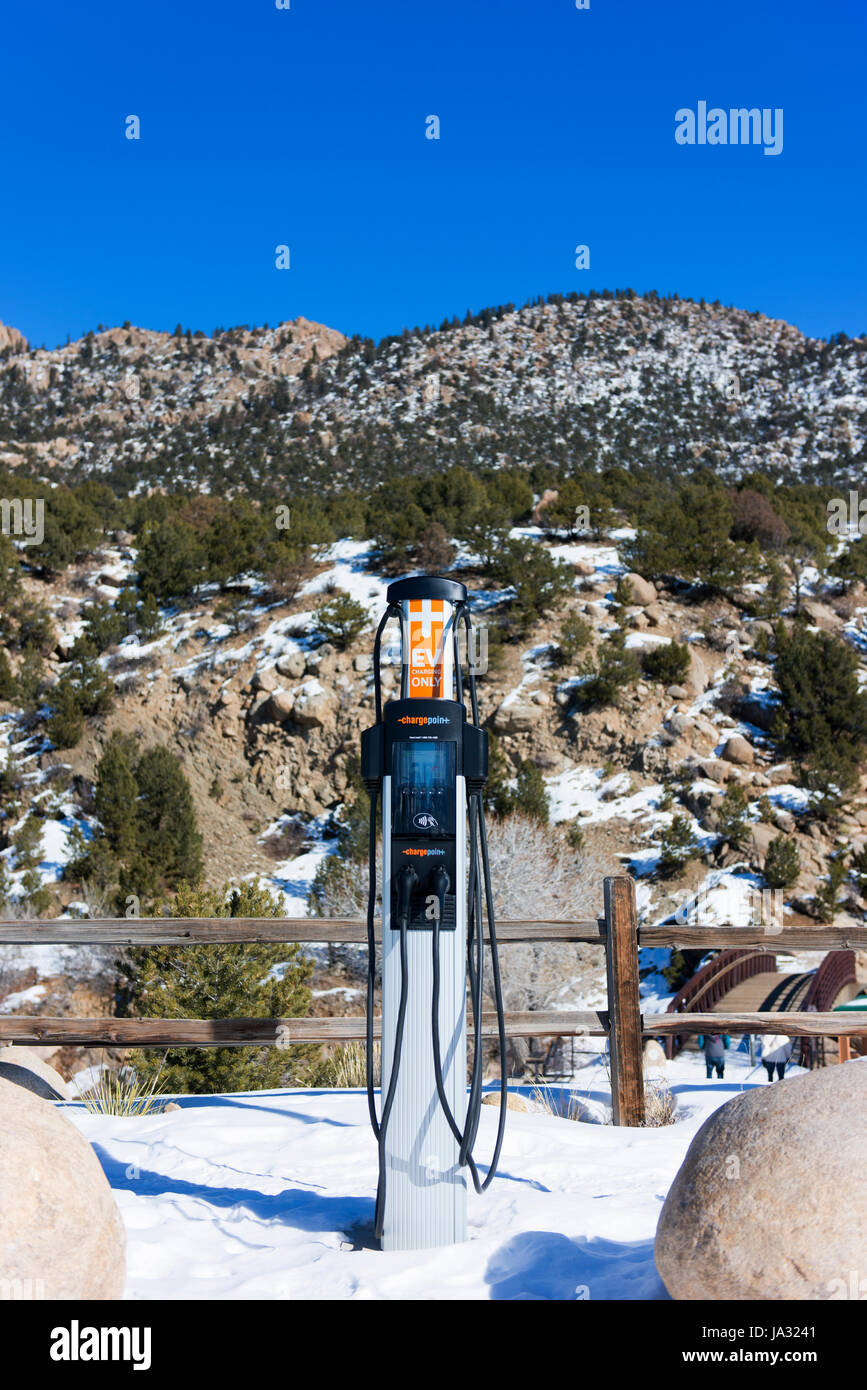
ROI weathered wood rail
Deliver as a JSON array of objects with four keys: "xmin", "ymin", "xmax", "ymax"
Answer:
[{"xmin": 1, "ymin": 877, "xmax": 865, "ymax": 1126}]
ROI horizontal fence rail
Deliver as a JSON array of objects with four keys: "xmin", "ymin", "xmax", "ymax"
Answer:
[
  {"xmin": 0, "ymin": 1010, "xmax": 864, "ymax": 1049},
  {"xmin": 639, "ymin": 923, "xmax": 867, "ymax": 949},
  {"xmin": 1, "ymin": 918, "xmax": 866, "ymax": 949},
  {"xmin": 0, "ymin": 1012, "xmax": 611, "ymax": 1046},
  {"xmin": 0, "ymin": 918, "xmax": 605, "ymax": 946}
]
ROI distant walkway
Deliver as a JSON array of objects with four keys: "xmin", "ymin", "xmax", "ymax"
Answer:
[
  {"xmin": 666, "ymin": 948, "xmax": 861, "ymax": 1061},
  {"xmin": 714, "ymin": 970, "xmax": 814, "ymax": 1014}
]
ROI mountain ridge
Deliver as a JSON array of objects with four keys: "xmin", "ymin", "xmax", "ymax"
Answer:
[{"xmin": 1, "ymin": 290, "xmax": 865, "ymax": 497}]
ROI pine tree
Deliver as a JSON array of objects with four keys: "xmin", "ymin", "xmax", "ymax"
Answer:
[
  {"xmin": 830, "ymin": 539, "xmax": 867, "ymax": 592},
  {"xmin": 625, "ymin": 477, "xmax": 750, "ymax": 595},
  {"xmin": 12, "ymin": 813, "xmax": 44, "ymax": 871},
  {"xmin": 312, "ymin": 594, "xmax": 369, "ymax": 650},
  {"xmin": 578, "ymin": 628, "xmax": 641, "ymax": 707},
  {"xmin": 124, "ymin": 745, "xmax": 203, "ymax": 899},
  {"xmin": 123, "ymin": 881, "xmax": 314, "ymax": 1094},
  {"xmin": 136, "ymin": 520, "xmax": 205, "ymax": 600},
  {"xmin": 814, "ymin": 856, "xmax": 848, "ymax": 923},
  {"xmin": 642, "ymin": 641, "xmax": 690, "ymax": 685},
  {"xmin": 540, "ymin": 478, "xmax": 588, "ymax": 538},
  {"xmin": 764, "ymin": 836, "xmax": 800, "ymax": 890},
  {"xmin": 0, "ymin": 649, "xmax": 16, "ymax": 700},
  {"xmin": 0, "ymin": 856, "xmax": 11, "ymax": 909},
  {"xmin": 491, "ymin": 759, "xmax": 550, "ymax": 822},
  {"xmin": 773, "ymin": 622, "xmax": 867, "ymax": 798},
  {"xmin": 492, "ymin": 540, "xmax": 573, "ymax": 629},
  {"xmin": 94, "ymin": 733, "xmax": 140, "ymax": 859},
  {"xmin": 0, "ymin": 533, "xmax": 21, "ymax": 611},
  {"xmin": 715, "ymin": 783, "xmax": 749, "ymax": 847},
  {"xmin": 45, "ymin": 680, "xmax": 84, "ymax": 749},
  {"xmin": 658, "ymin": 814, "xmax": 700, "ymax": 877},
  {"xmin": 14, "ymin": 650, "xmax": 46, "ymax": 715},
  {"xmin": 70, "ymin": 740, "xmax": 203, "ymax": 907},
  {"xmin": 555, "ymin": 612, "xmax": 592, "ymax": 664}
]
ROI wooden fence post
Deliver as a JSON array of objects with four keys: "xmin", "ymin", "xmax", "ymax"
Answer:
[{"xmin": 604, "ymin": 876, "xmax": 645, "ymax": 1126}]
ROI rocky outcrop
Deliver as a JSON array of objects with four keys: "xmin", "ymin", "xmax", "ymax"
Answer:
[
  {"xmin": 655, "ymin": 1061, "xmax": 867, "ymax": 1300},
  {"xmin": 492, "ymin": 690, "xmax": 547, "ymax": 735},
  {"xmin": 0, "ymin": 321, "xmax": 27, "ymax": 354}
]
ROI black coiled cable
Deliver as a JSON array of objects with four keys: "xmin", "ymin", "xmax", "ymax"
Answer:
[
  {"xmin": 430, "ymin": 604, "xmax": 508, "ymax": 1193},
  {"xmin": 365, "ymin": 603, "xmax": 409, "ymax": 1238}
]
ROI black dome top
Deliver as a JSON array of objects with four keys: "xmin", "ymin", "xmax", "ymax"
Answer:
[{"xmin": 386, "ymin": 576, "xmax": 468, "ymax": 605}]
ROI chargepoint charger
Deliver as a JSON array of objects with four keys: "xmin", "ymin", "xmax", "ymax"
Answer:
[{"xmin": 361, "ymin": 577, "xmax": 507, "ymax": 1252}]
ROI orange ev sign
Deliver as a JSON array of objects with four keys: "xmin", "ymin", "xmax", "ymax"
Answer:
[{"xmin": 407, "ymin": 599, "xmax": 447, "ymax": 698}]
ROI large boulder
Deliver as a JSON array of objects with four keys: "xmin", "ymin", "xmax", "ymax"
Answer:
[
  {"xmin": 0, "ymin": 1078, "xmax": 125, "ymax": 1298},
  {"xmin": 643, "ymin": 1039, "xmax": 668, "ymax": 1071},
  {"xmin": 800, "ymin": 599, "xmax": 837, "ymax": 630},
  {"xmin": 492, "ymin": 694, "xmax": 538, "ymax": 735},
  {"xmin": 655, "ymin": 1061, "xmax": 867, "ymax": 1300},
  {"xmin": 685, "ymin": 647, "xmax": 709, "ymax": 697},
  {"xmin": 721, "ymin": 733, "xmax": 755, "ymax": 766},
  {"xmin": 622, "ymin": 573, "xmax": 657, "ymax": 606},
  {"xmin": 275, "ymin": 649, "xmax": 306, "ymax": 680},
  {"xmin": 746, "ymin": 822, "xmax": 779, "ymax": 867},
  {"xmin": 693, "ymin": 757, "xmax": 732, "ymax": 785},
  {"xmin": 532, "ymin": 487, "xmax": 559, "ymax": 524},
  {"xmin": 482, "ymin": 1091, "xmax": 529, "ymax": 1113},
  {"xmin": 291, "ymin": 679, "xmax": 337, "ymax": 729},
  {"xmin": 251, "ymin": 667, "xmax": 278, "ymax": 693},
  {"xmin": 265, "ymin": 688, "xmax": 296, "ymax": 722},
  {"xmin": 0, "ymin": 1046, "xmax": 71, "ymax": 1101}
]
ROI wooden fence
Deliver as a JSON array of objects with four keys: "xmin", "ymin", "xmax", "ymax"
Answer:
[{"xmin": 1, "ymin": 876, "xmax": 866, "ymax": 1126}]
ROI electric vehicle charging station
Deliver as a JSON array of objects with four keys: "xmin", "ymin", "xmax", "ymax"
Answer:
[{"xmin": 362, "ymin": 577, "xmax": 508, "ymax": 1252}]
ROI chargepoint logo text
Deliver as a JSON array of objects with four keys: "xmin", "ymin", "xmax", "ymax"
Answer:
[
  {"xmin": 0, "ymin": 498, "xmax": 44, "ymax": 547},
  {"xmin": 675, "ymin": 102, "xmax": 783, "ymax": 156}
]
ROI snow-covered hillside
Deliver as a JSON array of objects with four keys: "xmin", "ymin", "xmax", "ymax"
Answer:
[{"xmin": 2, "ymin": 293, "xmax": 865, "ymax": 494}]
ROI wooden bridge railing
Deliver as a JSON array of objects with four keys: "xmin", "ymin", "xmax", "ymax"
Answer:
[
  {"xmin": 663, "ymin": 948, "xmax": 779, "ymax": 1058},
  {"xmin": 802, "ymin": 949, "xmax": 858, "ymax": 1013},
  {"xmin": 1, "ymin": 878, "xmax": 866, "ymax": 1126}
]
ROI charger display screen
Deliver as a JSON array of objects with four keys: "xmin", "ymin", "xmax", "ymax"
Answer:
[{"xmin": 392, "ymin": 741, "xmax": 455, "ymax": 837}]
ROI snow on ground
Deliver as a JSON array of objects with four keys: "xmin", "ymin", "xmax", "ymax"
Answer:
[
  {"xmin": 263, "ymin": 842, "xmax": 335, "ymax": 918},
  {"xmin": 299, "ymin": 539, "xmax": 390, "ymax": 616},
  {"xmin": 64, "ymin": 1047, "xmax": 798, "ymax": 1301},
  {"xmin": 547, "ymin": 766, "xmax": 662, "ymax": 826},
  {"xmin": 0, "ymin": 983, "xmax": 46, "ymax": 1013},
  {"xmin": 254, "ymin": 811, "xmax": 337, "ymax": 917}
]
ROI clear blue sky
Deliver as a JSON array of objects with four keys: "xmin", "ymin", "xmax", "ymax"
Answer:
[{"xmin": 1, "ymin": 0, "xmax": 864, "ymax": 348}]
